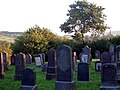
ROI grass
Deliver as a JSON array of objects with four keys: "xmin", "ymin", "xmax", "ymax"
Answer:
[{"xmin": 0, "ymin": 61, "xmax": 101, "ymax": 90}]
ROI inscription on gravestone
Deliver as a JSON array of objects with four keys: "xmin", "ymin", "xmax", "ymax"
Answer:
[{"xmin": 55, "ymin": 45, "xmax": 75, "ymax": 90}]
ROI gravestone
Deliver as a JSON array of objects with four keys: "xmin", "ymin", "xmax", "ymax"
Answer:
[
  {"xmin": 14, "ymin": 53, "xmax": 26, "ymax": 80},
  {"xmin": 80, "ymin": 53, "xmax": 89, "ymax": 63},
  {"xmin": 11, "ymin": 53, "xmax": 16, "ymax": 65},
  {"xmin": 95, "ymin": 50, "xmax": 100, "ymax": 59},
  {"xmin": 0, "ymin": 52, "xmax": 5, "ymax": 79},
  {"xmin": 117, "ymin": 61, "xmax": 120, "ymax": 83},
  {"xmin": 95, "ymin": 61, "xmax": 102, "ymax": 72},
  {"xmin": 100, "ymin": 63, "xmax": 119, "ymax": 90},
  {"xmin": 116, "ymin": 45, "xmax": 120, "ymax": 62},
  {"xmin": 46, "ymin": 49, "xmax": 57, "ymax": 80},
  {"xmin": 33, "ymin": 54, "xmax": 42, "ymax": 67},
  {"xmin": 82, "ymin": 45, "xmax": 91, "ymax": 64},
  {"xmin": 41, "ymin": 53, "xmax": 45, "ymax": 64},
  {"xmin": 109, "ymin": 44, "xmax": 115, "ymax": 63},
  {"xmin": 72, "ymin": 52, "xmax": 77, "ymax": 73},
  {"xmin": 20, "ymin": 68, "xmax": 38, "ymax": 90},
  {"xmin": 109, "ymin": 44, "xmax": 115, "ymax": 53},
  {"xmin": 2, "ymin": 51, "xmax": 8, "ymax": 71},
  {"xmin": 101, "ymin": 52, "xmax": 111, "ymax": 64},
  {"xmin": 77, "ymin": 63, "xmax": 89, "ymax": 81},
  {"xmin": 42, "ymin": 63, "xmax": 47, "ymax": 72},
  {"xmin": 55, "ymin": 45, "xmax": 75, "ymax": 90},
  {"xmin": 26, "ymin": 54, "xmax": 32, "ymax": 64}
]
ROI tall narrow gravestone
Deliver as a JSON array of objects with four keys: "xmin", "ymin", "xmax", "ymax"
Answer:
[
  {"xmin": 20, "ymin": 68, "xmax": 38, "ymax": 90},
  {"xmin": 14, "ymin": 53, "xmax": 26, "ymax": 80},
  {"xmin": 100, "ymin": 63, "xmax": 119, "ymax": 90},
  {"xmin": 55, "ymin": 45, "xmax": 75, "ymax": 90},
  {"xmin": 116, "ymin": 45, "xmax": 120, "ymax": 62},
  {"xmin": 2, "ymin": 51, "xmax": 8, "ymax": 71},
  {"xmin": 95, "ymin": 50, "xmax": 100, "ymax": 59},
  {"xmin": 46, "ymin": 49, "xmax": 57, "ymax": 80},
  {"xmin": 11, "ymin": 53, "xmax": 16, "ymax": 65},
  {"xmin": 109, "ymin": 44, "xmax": 115, "ymax": 62},
  {"xmin": 77, "ymin": 63, "xmax": 89, "ymax": 81},
  {"xmin": 26, "ymin": 54, "xmax": 32, "ymax": 64},
  {"xmin": 0, "ymin": 52, "xmax": 5, "ymax": 79}
]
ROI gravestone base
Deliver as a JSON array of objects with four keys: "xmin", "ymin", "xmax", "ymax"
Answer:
[
  {"xmin": 14, "ymin": 74, "xmax": 21, "ymax": 80},
  {"xmin": 55, "ymin": 81, "xmax": 76, "ymax": 90},
  {"xmin": 20, "ymin": 85, "xmax": 38, "ymax": 90},
  {"xmin": 46, "ymin": 73, "xmax": 56, "ymax": 80},
  {"xmin": 0, "ymin": 74, "xmax": 4, "ymax": 79},
  {"xmin": 100, "ymin": 86, "xmax": 119, "ymax": 90}
]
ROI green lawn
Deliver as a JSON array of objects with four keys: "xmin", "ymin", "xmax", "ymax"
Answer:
[{"xmin": 0, "ymin": 62, "xmax": 101, "ymax": 90}]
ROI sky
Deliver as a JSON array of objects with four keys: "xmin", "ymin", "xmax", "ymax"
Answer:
[{"xmin": 0, "ymin": 0, "xmax": 120, "ymax": 36}]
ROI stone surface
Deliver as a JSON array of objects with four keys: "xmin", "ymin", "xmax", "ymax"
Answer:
[
  {"xmin": 100, "ymin": 63, "xmax": 118, "ymax": 90},
  {"xmin": 95, "ymin": 61, "xmax": 102, "ymax": 72},
  {"xmin": 14, "ymin": 53, "xmax": 26, "ymax": 80},
  {"xmin": 33, "ymin": 54, "xmax": 42, "ymax": 67},
  {"xmin": 116, "ymin": 45, "xmax": 120, "ymax": 62},
  {"xmin": 20, "ymin": 67, "xmax": 38, "ymax": 90},
  {"xmin": 0, "ymin": 53, "xmax": 5, "ymax": 79},
  {"xmin": 11, "ymin": 53, "xmax": 16, "ymax": 65},
  {"xmin": 42, "ymin": 63, "xmax": 47, "ymax": 72},
  {"xmin": 101, "ymin": 52, "xmax": 111, "ymax": 64},
  {"xmin": 2, "ymin": 51, "xmax": 8, "ymax": 71},
  {"xmin": 46, "ymin": 49, "xmax": 57, "ymax": 80},
  {"xmin": 55, "ymin": 45, "xmax": 75, "ymax": 90},
  {"xmin": 77, "ymin": 63, "xmax": 89, "ymax": 81},
  {"xmin": 95, "ymin": 50, "xmax": 100, "ymax": 59},
  {"xmin": 26, "ymin": 54, "xmax": 32, "ymax": 64},
  {"xmin": 109, "ymin": 44, "xmax": 115, "ymax": 53}
]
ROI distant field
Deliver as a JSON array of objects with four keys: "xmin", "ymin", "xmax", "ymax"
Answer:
[{"xmin": 0, "ymin": 35, "xmax": 16, "ymax": 43}]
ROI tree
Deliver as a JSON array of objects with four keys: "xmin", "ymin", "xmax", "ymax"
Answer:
[{"xmin": 60, "ymin": 0, "xmax": 109, "ymax": 42}]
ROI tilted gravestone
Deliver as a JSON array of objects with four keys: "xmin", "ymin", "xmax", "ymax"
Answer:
[
  {"xmin": 11, "ymin": 53, "xmax": 16, "ymax": 65},
  {"xmin": 0, "ymin": 52, "xmax": 5, "ymax": 79},
  {"xmin": 116, "ymin": 45, "xmax": 120, "ymax": 62},
  {"xmin": 26, "ymin": 54, "xmax": 32, "ymax": 64},
  {"xmin": 55, "ymin": 45, "xmax": 75, "ymax": 90},
  {"xmin": 95, "ymin": 61, "xmax": 102, "ymax": 72},
  {"xmin": 46, "ymin": 49, "xmax": 57, "ymax": 80},
  {"xmin": 100, "ymin": 63, "xmax": 119, "ymax": 90},
  {"xmin": 14, "ymin": 53, "xmax": 26, "ymax": 80},
  {"xmin": 101, "ymin": 52, "xmax": 111, "ymax": 64},
  {"xmin": 2, "ymin": 51, "xmax": 9, "ymax": 71},
  {"xmin": 33, "ymin": 54, "xmax": 42, "ymax": 67},
  {"xmin": 20, "ymin": 68, "xmax": 38, "ymax": 90},
  {"xmin": 95, "ymin": 50, "xmax": 100, "ymax": 59},
  {"xmin": 77, "ymin": 63, "xmax": 89, "ymax": 81}
]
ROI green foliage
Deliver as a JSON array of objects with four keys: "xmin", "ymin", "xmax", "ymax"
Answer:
[{"xmin": 60, "ymin": 0, "xmax": 109, "ymax": 42}]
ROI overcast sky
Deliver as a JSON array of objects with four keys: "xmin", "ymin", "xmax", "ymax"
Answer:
[{"xmin": 0, "ymin": 0, "xmax": 119, "ymax": 36}]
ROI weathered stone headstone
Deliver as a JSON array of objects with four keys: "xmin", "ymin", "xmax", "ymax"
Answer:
[
  {"xmin": 109, "ymin": 44, "xmax": 115, "ymax": 53},
  {"xmin": 95, "ymin": 61, "xmax": 102, "ymax": 72},
  {"xmin": 101, "ymin": 52, "xmax": 111, "ymax": 64},
  {"xmin": 20, "ymin": 68, "xmax": 38, "ymax": 90},
  {"xmin": 14, "ymin": 53, "xmax": 26, "ymax": 80},
  {"xmin": 42, "ymin": 63, "xmax": 47, "ymax": 72},
  {"xmin": 46, "ymin": 49, "xmax": 57, "ymax": 80},
  {"xmin": 80, "ymin": 53, "xmax": 89, "ymax": 63},
  {"xmin": 100, "ymin": 63, "xmax": 119, "ymax": 90},
  {"xmin": 41, "ymin": 53, "xmax": 45, "ymax": 64},
  {"xmin": 116, "ymin": 45, "xmax": 120, "ymax": 62},
  {"xmin": 55, "ymin": 45, "xmax": 75, "ymax": 90},
  {"xmin": 0, "ymin": 52, "xmax": 5, "ymax": 79},
  {"xmin": 109, "ymin": 44, "xmax": 115, "ymax": 63},
  {"xmin": 77, "ymin": 63, "xmax": 89, "ymax": 81},
  {"xmin": 117, "ymin": 61, "xmax": 120, "ymax": 83},
  {"xmin": 33, "ymin": 54, "xmax": 41, "ymax": 67},
  {"xmin": 11, "ymin": 53, "xmax": 16, "ymax": 65},
  {"xmin": 72, "ymin": 52, "xmax": 77, "ymax": 73},
  {"xmin": 2, "ymin": 51, "xmax": 8, "ymax": 71},
  {"xmin": 95, "ymin": 50, "xmax": 100, "ymax": 59},
  {"xmin": 26, "ymin": 54, "xmax": 32, "ymax": 64}
]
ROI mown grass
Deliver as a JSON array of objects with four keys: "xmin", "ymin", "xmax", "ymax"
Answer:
[{"xmin": 0, "ymin": 61, "xmax": 101, "ymax": 90}]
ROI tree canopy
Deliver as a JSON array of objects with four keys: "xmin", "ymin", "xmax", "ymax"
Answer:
[{"xmin": 60, "ymin": 0, "xmax": 109, "ymax": 39}]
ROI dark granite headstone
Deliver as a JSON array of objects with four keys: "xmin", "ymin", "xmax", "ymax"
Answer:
[
  {"xmin": 2, "ymin": 51, "xmax": 8, "ymax": 71},
  {"xmin": 95, "ymin": 50, "xmax": 100, "ymax": 59},
  {"xmin": 20, "ymin": 68, "xmax": 38, "ymax": 90},
  {"xmin": 42, "ymin": 63, "xmax": 47, "ymax": 72},
  {"xmin": 77, "ymin": 63, "xmax": 89, "ymax": 81},
  {"xmin": 55, "ymin": 45, "xmax": 75, "ymax": 90},
  {"xmin": 95, "ymin": 61, "xmax": 102, "ymax": 72},
  {"xmin": 11, "ymin": 53, "xmax": 16, "ymax": 65},
  {"xmin": 101, "ymin": 52, "xmax": 111, "ymax": 64},
  {"xmin": 0, "ymin": 53, "xmax": 5, "ymax": 79},
  {"xmin": 109, "ymin": 44, "xmax": 115, "ymax": 53},
  {"xmin": 46, "ymin": 49, "xmax": 57, "ymax": 80},
  {"xmin": 117, "ymin": 61, "xmax": 120, "ymax": 83},
  {"xmin": 26, "ymin": 54, "xmax": 32, "ymax": 64},
  {"xmin": 33, "ymin": 54, "xmax": 41, "ymax": 67},
  {"xmin": 100, "ymin": 63, "xmax": 119, "ymax": 90},
  {"xmin": 14, "ymin": 53, "xmax": 26, "ymax": 80},
  {"xmin": 116, "ymin": 45, "xmax": 120, "ymax": 62}
]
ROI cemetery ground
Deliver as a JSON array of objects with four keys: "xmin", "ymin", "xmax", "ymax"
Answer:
[{"xmin": 0, "ymin": 60, "xmax": 101, "ymax": 90}]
